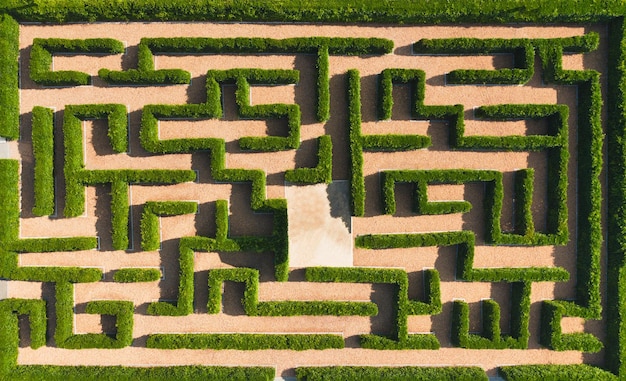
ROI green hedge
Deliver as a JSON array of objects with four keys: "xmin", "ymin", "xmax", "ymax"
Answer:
[
  {"xmin": 451, "ymin": 284, "xmax": 530, "ymax": 350},
  {"xmin": 6, "ymin": 364, "xmax": 273, "ymax": 381},
  {"xmin": 147, "ymin": 333, "xmax": 344, "ymax": 351},
  {"xmin": 607, "ymin": 17, "xmax": 626, "ymax": 377},
  {"xmin": 31, "ymin": 38, "xmax": 124, "ymax": 86},
  {"xmin": 141, "ymin": 201, "xmax": 198, "ymax": 251},
  {"xmin": 296, "ymin": 366, "xmax": 488, "ymax": 381},
  {"xmin": 285, "ymin": 135, "xmax": 333, "ymax": 184},
  {"xmin": 500, "ymin": 364, "xmax": 617, "ymax": 380},
  {"xmin": 356, "ymin": 231, "xmax": 569, "ymax": 283},
  {"xmin": 414, "ymin": 38, "xmax": 534, "ymax": 84},
  {"xmin": 207, "ymin": 268, "xmax": 377, "ymax": 316},
  {"xmin": 0, "ymin": 15, "xmax": 18, "ymax": 140},
  {"xmin": 113, "ymin": 268, "xmax": 161, "ymax": 282},
  {"xmin": 63, "ymin": 104, "xmax": 196, "ymax": 251},
  {"xmin": 540, "ymin": 301, "xmax": 603, "ymax": 352},
  {"xmin": 0, "ymin": 298, "xmax": 47, "ymax": 374},
  {"xmin": 347, "ymin": 69, "xmax": 365, "ymax": 216},
  {"xmin": 306, "ymin": 267, "xmax": 441, "ymax": 349},
  {"xmin": 9, "ymin": 0, "xmax": 626, "ymax": 24},
  {"xmin": 31, "ymin": 106, "xmax": 55, "ymax": 216},
  {"xmin": 55, "ymin": 282, "xmax": 135, "ymax": 349}
]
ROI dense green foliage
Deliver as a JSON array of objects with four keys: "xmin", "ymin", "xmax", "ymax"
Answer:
[
  {"xmin": 413, "ymin": 38, "xmax": 534, "ymax": 84},
  {"xmin": 306, "ymin": 267, "xmax": 441, "ymax": 349},
  {"xmin": 500, "ymin": 364, "xmax": 617, "ymax": 380},
  {"xmin": 347, "ymin": 69, "xmax": 364, "ymax": 216},
  {"xmin": 451, "ymin": 284, "xmax": 530, "ymax": 349},
  {"xmin": 31, "ymin": 106, "xmax": 55, "ymax": 216},
  {"xmin": 607, "ymin": 17, "xmax": 626, "ymax": 377},
  {"xmin": 113, "ymin": 268, "xmax": 161, "ymax": 282},
  {"xmin": 55, "ymin": 282, "xmax": 135, "ymax": 349},
  {"xmin": 63, "ymin": 104, "xmax": 195, "ymax": 251},
  {"xmin": 0, "ymin": 15, "xmax": 18, "ymax": 140},
  {"xmin": 296, "ymin": 366, "xmax": 488, "ymax": 380},
  {"xmin": 141, "ymin": 201, "xmax": 198, "ymax": 251},
  {"xmin": 147, "ymin": 333, "xmax": 344, "ymax": 351},
  {"xmin": 7, "ymin": 0, "xmax": 626, "ymax": 24},
  {"xmin": 31, "ymin": 38, "xmax": 124, "ymax": 86},
  {"xmin": 285, "ymin": 135, "xmax": 333, "ymax": 184},
  {"xmin": 207, "ymin": 268, "xmax": 377, "ymax": 316}
]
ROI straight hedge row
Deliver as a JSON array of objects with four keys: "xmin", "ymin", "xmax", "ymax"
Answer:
[
  {"xmin": 0, "ymin": 15, "xmax": 18, "ymax": 140},
  {"xmin": 296, "ymin": 366, "xmax": 488, "ymax": 381},
  {"xmin": 607, "ymin": 17, "xmax": 626, "ymax": 377},
  {"xmin": 31, "ymin": 107, "xmax": 55, "ymax": 216},
  {"xmin": 113, "ymin": 268, "xmax": 161, "ymax": 283},
  {"xmin": 147, "ymin": 333, "xmax": 344, "ymax": 351}
]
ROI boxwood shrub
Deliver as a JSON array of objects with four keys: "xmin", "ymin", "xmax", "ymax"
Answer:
[
  {"xmin": 0, "ymin": 298, "xmax": 47, "ymax": 375},
  {"xmin": 452, "ymin": 284, "xmax": 530, "ymax": 350}
]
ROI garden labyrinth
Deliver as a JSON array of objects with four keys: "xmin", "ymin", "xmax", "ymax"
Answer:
[{"xmin": 0, "ymin": 20, "xmax": 617, "ymax": 379}]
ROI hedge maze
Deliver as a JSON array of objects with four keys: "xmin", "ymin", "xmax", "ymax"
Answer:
[{"xmin": 1, "ymin": 3, "xmax": 625, "ymax": 379}]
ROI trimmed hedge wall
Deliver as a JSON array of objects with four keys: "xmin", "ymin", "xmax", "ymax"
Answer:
[
  {"xmin": 296, "ymin": 366, "xmax": 488, "ymax": 381},
  {"xmin": 500, "ymin": 364, "xmax": 617, "ymax": 380},
  {"xmin": 607, "ymin": 17, "xmax": 626, "ymax": 377},
  {"xmin": 347, "ymin": 69, "xmax": 365, "ymax": 216},
  {"xmin": 356, "ymin": 231, "xmax": 569, "ymax": 283},
  {"xmin": 305, "ymin": 266, "xmax": 441, "ymax": 349},
  {"xmin": 285, "ymin": 135, "xmax": 333, "ymax": 184},
  {"xmin": 0, "ymin": 298, "xmax": 47, "ymax": 375},
  {"xmin": 451, "ymin": 283, "xmax": 530, "ymax": 349},
  {"xmin": 380, "ymin": 166, "xmax": 566, "ymax": 246},
  {"xmin": 55, "ymin": 282, "xmax": 134, "ymax": 349},
  {"xmin": 31, "ymin": 106, "xmax": 55, "ymax": 216},
  {"xmin": 31, "ymin": 38, "xmax": 124, "ymax": 86},
  {"xmin": 141, "ymin": 201, "xmax": 198, "ymax": 251},
  {"xmin": 0, "ymin": 15, "xmax": 18, "ymax": 140},
  {"xmin": 113, "ymin": 268, "xmax": 161, "ymax": 283},
  {"xmin": 147, "ymin": 333, "xmax": 344, "ymax": 351},
  {"xmin": 540, "ymin": 300, "xmax": 603, "ymax": 352},
  {"xmin": 413, "ymin": 38, "xmax": 534, "ymax": 84},
  {"xmin": 207, "ymin": 267, "xmax": 377, "ymax": 316}
]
